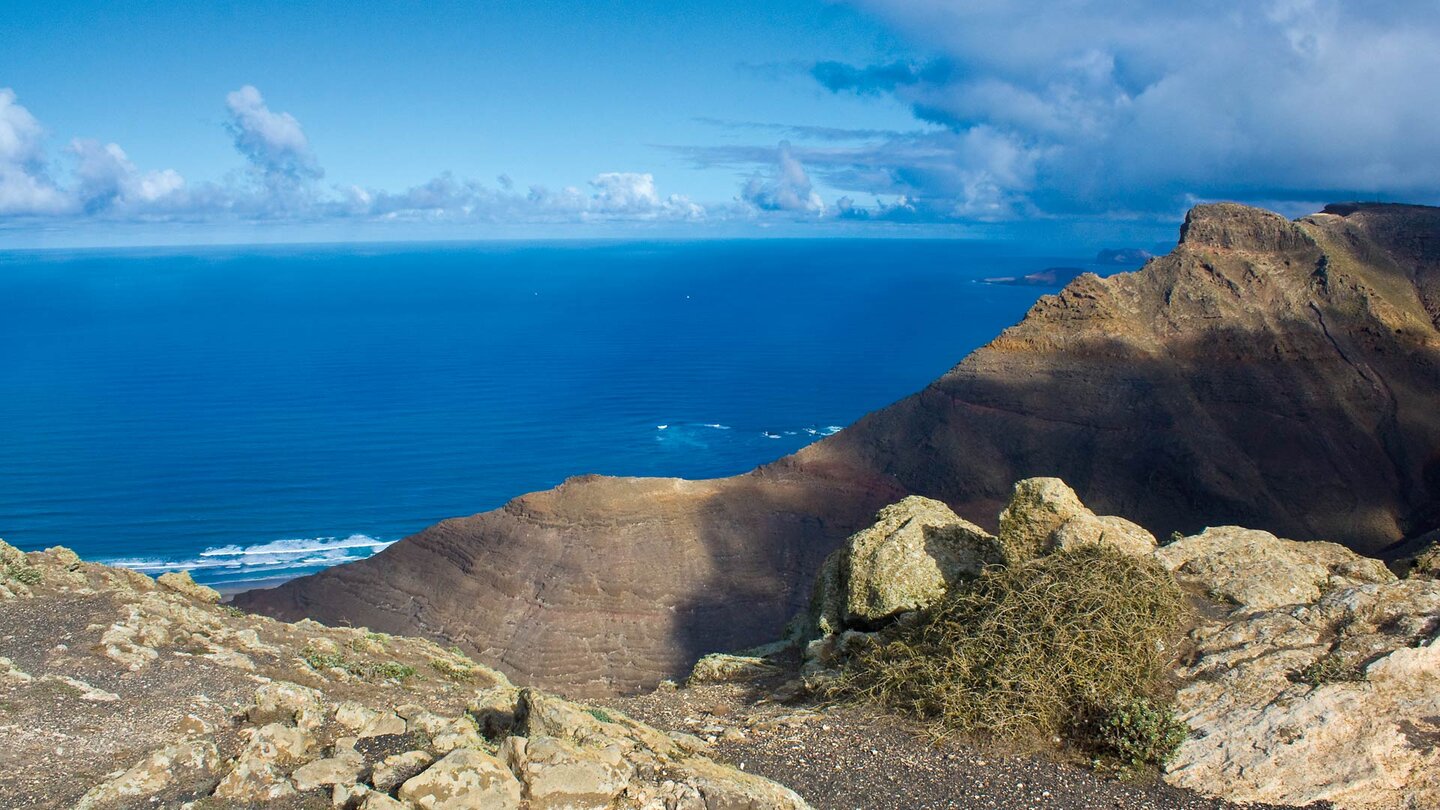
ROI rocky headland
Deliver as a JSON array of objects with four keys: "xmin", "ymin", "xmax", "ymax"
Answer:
[{"xmin": 234, "ymin": 202, "xmax": 1440, "ymax": 697}]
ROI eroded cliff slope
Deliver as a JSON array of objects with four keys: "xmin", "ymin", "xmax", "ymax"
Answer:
[{"xmin": 235, "ymin": 202, "xmax": 1440, "ymax": 695}]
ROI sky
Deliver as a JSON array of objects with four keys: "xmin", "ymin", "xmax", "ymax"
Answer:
[{"xmin": 2, "ymin": 0, "xmax": 1438, "ymax": 248}]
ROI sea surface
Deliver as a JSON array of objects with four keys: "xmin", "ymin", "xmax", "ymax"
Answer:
[{"xmin": 0, "ymin": 240, "xmax": 1105, "ymax": 588}]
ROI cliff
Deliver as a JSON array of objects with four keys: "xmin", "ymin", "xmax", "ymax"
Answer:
[{"xmin": 235, "ymin": 202, "xmax": 1440, "ymax": 696}]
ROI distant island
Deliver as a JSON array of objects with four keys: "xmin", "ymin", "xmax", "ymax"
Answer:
[{"xmin": 982, "ymin": 266, "xmax": 1089, "ymax": 287}]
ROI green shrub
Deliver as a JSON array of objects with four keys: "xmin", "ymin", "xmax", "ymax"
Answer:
[
  {"xmin": 586, "ymin": 707, "xmax": 615, "ymax": 724},
  {"xmin": 1090, "ymin": 696, "xmax": 1189, "ymax": 768},
  {"xmin": 842, "ymin": 545, "xmax": 1187, "ymax": 741},
  {"xmin": 302, "ymin": 646, "xmax": 415, "ymax": 681},
  {"xmin": 430, "ymin": 658, "xmax": 474, "ymax": 682},
  {"xmin": 4, "ymin": 563, "xmax": 42, "ymax": 586}
]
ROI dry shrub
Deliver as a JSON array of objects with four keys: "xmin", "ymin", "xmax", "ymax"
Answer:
[{"xmin": 843, "ymin": 545, "xmax": 1187, "ymax": 742}]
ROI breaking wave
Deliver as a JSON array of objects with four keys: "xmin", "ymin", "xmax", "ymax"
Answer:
[{"xmin": 101, "ymin": 534, "xmax": 392, "ymax": 586}]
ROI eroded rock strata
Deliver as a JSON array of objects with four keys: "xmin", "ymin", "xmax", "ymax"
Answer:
[{"xmin": 236, "ymin": 202, "xmax": 1440, "ymax": 695}]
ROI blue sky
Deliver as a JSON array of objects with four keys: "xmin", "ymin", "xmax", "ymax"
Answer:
[{"xmin": 2, "ymin": 0, "xmax": 1438, "ymax": 247}]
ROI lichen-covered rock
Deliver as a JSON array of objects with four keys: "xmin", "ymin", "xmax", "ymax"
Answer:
[
  {"xmin": 997, "ymin": 478, "xmax": 1091, "ymax": 563},
  {"xmin": 1050, "ymin": 513, "xmax": 1157, "ymax": 556},
  {"xmin": 1156, "ymin": 526, "xmax": 1396, "ymax": 608},
  {"xmin": 156, "ymin": 570, "xmax": 221, "ymax": 603},
  {"xmin": 212, "ymin": 756, "xmax": 296, "ymax": 801},
  {"xmin": 290, "ymin": 751, "xmax": 363, "ymax": 791},
  {"xmin": 73, "ymin": 738, "xmax": 219, "ymax": 809},
  {"xmin": 1167, "ymin": 577, "xmax": 1440, "ymax": 809},
  {"xmin": 372, "ymin": 750, "xmax": 435, "ymax": 792},
  {"xmin": 397, "ymin": 747, "xmax": 523, "ymax": 809},
  {"xmin": 687, "ymin": 653, "xmax": 780, "ymax": 685},
  {"xmin": 837, "ymin": 496, "xmax": 1003, "ymax": 628},
  {"xmin": 502, "ymin": 734, "xmax": 633, "ymax": 809}
]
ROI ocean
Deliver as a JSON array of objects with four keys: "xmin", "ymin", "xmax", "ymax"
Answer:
[{"xmin": 0, "ymin": 239, "xmax": 1096, "ymax": 589}]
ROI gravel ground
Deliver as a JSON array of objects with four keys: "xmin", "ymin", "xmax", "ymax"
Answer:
[{"xmin": 611, "ymin": 678, "xmax": 1330, "ymax": 810}]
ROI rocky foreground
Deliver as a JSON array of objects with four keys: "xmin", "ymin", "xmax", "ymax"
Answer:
[
  {"xmin": 0, "ymin": 539, "xmax": 807, "ymax": 809},
  {"xmin": 236, "ymin": 202, "xmax": 1440, "ymax": 696}
]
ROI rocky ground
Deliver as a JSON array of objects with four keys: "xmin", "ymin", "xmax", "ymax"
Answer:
[
  {"xmin": 612, "ymin": 666, "xmax": 1323, "ymax": 810},
  {"xmin": 0, "ymin": 540, "xmax": 806, "ymax": 809}
]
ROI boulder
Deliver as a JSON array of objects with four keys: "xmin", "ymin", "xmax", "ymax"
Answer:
[
  {"xmin": 831, "ymin": 496, "xmax": 1003, "ymax": 629},
  {"xmin": 156, "ymin": 570, "xmax": 221, "ymax": 603},
  {"xmin": 687, "ymin": 653, "xmax": 780, "ymax": 685},
  {"xmin": 1406, "ymin": 539, "xmax": 1439, "ymax": 580},
  {"xmin": 212, "ymin": 756, "xmax": 296, "ymax": 802},
  {"xmin": 372, "ymin": 750, "xmax": 435, "ymax": 792},
  {"xmin": 397, "ymin": 747, "xmax": 523, "ymax": 809},
  {"xmin": 1167, "ymin": 577, "xmax": 1440, "ymax": 809},
  {"xmin": 1156, "ymin": 526, "xmax": 1396, "ymax": 608},
  {"xmin": 502, "ymin": 734, "xmax": 633, "ymax": 810},
  {"xmin": 74, "ymin": 738, "xmax": 219, "ymax": 809},
  {"xmin": 290, "ymin": 751, "xmax": 363, "ymax": 791},
  {"xmin": 1049, "ymin": 513, "xmax": 1157, "ymax": 556},
  {"xmin": 997, "ymin": 478, "xmax": 1090, "ymax": 563}
]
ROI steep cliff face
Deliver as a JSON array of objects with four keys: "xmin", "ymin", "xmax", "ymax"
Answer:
[{"xmin": 235, "ymin": 202, "xmax": 1440, "ymax": 696}]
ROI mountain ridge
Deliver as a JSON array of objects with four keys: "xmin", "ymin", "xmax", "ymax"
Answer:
[{"xmin": 235, "ymin": 201, "xmax": 1440, "ymax": 696}]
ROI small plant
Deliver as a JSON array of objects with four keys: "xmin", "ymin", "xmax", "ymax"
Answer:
[
  {"xmin": 218, "ymin": 605, "xmax": 246, "ymax": 618},
  {"xmin": 1165, "ymin": 531, "xmax": 1185, "ymax": 546},
  {"xmin": 1089, "ymin": 696, "xmax": 1189, "ymax": 769},
  {"xmin": 4, "ymin": 563, "xmax": 42, "ymax": 586},
  {"xmin": 1294, "ymin": 653, "xmax": 1363, "ymax": 687},
  {"xmin": 586, "ymin": 707, "xmax": 615, "ymax": 724},
  {"xmin": 302, "ymin": 646, "xmax": 414, "ymax": 680},
  {"xmin": 430, "ymin": 658, "xmax": 474, "ymax": 682}
]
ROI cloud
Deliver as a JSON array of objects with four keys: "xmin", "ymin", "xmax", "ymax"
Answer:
[
  {"xmin": 0, "ymin": 88, "xmax": 70, "ymax": 215},
  {"xmin": 224, "ymin": 85, "xmax": 322, "ymax": 189},
  {"xmin": 809, "ymin": 0, "xmax": 1440, "ymax": 217},
  {"xmin": 69, "ymin": 139, "xmax": 186, "ymax": 214},
  {"xmin": 0, "ymin": 85, "xmax": 707, "ymax": 229},
  {"xmin": 740, "ymin": 141, "xmax": 824, "ymax": 214}
]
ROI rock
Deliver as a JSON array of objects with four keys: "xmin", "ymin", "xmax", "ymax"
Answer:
[
  {"xmin": 361, "ymin": 793, "xmax": 410, "ymax": 810},
  {"xmin": 687, "ymin": 653, "xmax": 780, "ymax": 685},
  {"xmin": 1407, "ymin": 540, "xmax": 1440, "ymax": 580},
  {"xmin": 1156, "ymin": 526, "xmax": 1396, "ymax": 608},
  {"xmin": 397, "ymin": 747, "xmax": 523, "ymax": 809},
  {"xmin": 1049, "ymin": 513, "xmax": 1157, "ymax": 556},
  {"xmin": 839, "ymin": 496, "xmax": 1003, "ymax": 626},
  {"xmin": 156, "ymin": 570, "xmax": 221, "ymax": 603},
  {"xmin": 291, "ymin": 751, "xmax": 363, "ymax": 791},
  {"xmin": 359, "ymin": 710, "xmax": 408, "ymax": 738},
  {"xmin": 1167, "ymin": 576, "xmax": 1440, "ymax": 809},
  {"xmin": 250, "ymin": 680, "xmax": 324, "ymax": 728},
  {"xmin": 239, "ymin": 721, "xmax": 316, "ymax": 765},
  {"xmin": 213, "ymin": 756, "xmax": 296, "ymax": 802},
  {"xmin": 430, "ymin": 716, "xmax": 485, "ymax": 753},
  {"xmin": 503, "ymin": 734, "xmax": 633, "ymax": 809},
  {"xmin": 677, "ymin": 756, "xmax": 812, "ymax": 810},
  {"xmin": 997, "ymin": 478, "xmax": 1091, "ymax": 563},
  {"xmin": 372, "ymin": 750, "xmax": 435, "ymax": 792},
  {"xmin": 74, "ymin": 738, "xmax": 219, "ymax": 809}
]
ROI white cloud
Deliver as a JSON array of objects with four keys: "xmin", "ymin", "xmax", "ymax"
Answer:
[
  {"xmin": 69, "ymin": 139, "xmax": 185, "ymax": 213},
  {"xmin": 809, "ymin": 0, "xmax": 1440, "ymax": 217},
  {"xmin": 0, "ymin": 88, "xmax": 70, "ymax": 215},
  {"xmin": 224, "ymin": 85, "xmax": 322, "ymax": 188},
  {"xmin": 740, "ymin": 141, "xmax": 824, "ymax": 213}
]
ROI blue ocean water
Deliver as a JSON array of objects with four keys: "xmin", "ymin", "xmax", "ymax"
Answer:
[{"xmin": 0, "ymin": 240, "xmax": 1091, "ymax": 587}]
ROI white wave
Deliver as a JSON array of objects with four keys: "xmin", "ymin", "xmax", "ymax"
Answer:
[
  {"xmin": 101, "ymin": 534, "xmax": 392, "ymax": 580},
  {"xmin": 821, "ymin": 425, "xmax": 844, "ymax": 435},
  {"xmin": 762, "ymin": 432, "xmax": 781, "ymax": 439},
  {"xmin": 656, "ymin": 424, "xmax": 668, "ymax": 430},
  {"xmin": 702, "ymin": 423, "xmax": 731, "ymax": 430}
]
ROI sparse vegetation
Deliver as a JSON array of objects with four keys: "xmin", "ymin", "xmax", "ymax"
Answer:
[
  {"xmin": 302, "ymin": 646, "xmax": 415, "ymax": 681},
  {"xmin": 841, "ymin": 546, "xmax": 1188, "ymax": 745},
  {"xmin": 1088, "ymin": 695, "xmax": 1189, "ymax": 769},
  {"xmin": 586, "ymin": 707, "xmax": 616, "ymax": 724},
  {"xmin": 430, "ymin": 658, "xmax": 475, "ymax": 682},
  {"xmin": 4, "ymin": 562, "xmax": 42, "ymax": 586},
  {"xmin": 1294, "ymin": 652, "xmax": 1364, "ymax": 686}
]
